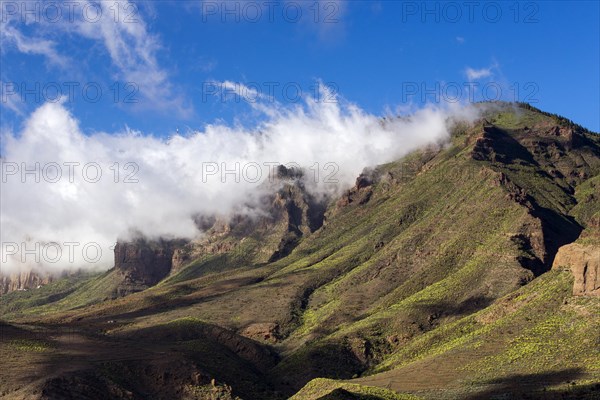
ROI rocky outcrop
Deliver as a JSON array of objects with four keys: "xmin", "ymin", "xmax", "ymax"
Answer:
[
  {"xmin": 471, "ymin": 124, "xmax": 539, "ymax": 166},
  {"xmin": 471, "ymin": 119, "xmax": 600, "ymax": 189},
  {"xmin": 552, "ymin": 242, "xmax": 599, "ymax": 296},
  {"xmin": 267, "ymin": 178, "xmax": 326, "ymax": 261},
  {"xmin": 0, "ymin": 270, "xmax": 51, "ymax": 295},
  {"xmin": 333, "ymin": 170, "xmax": 376, "ymax": 211},
  {"xmin": 114, "ymin": 239, "xmax": 184, "ymax": 296},
  {"xmin": 172, "ymin": 165, "xmax": 327, "ymax": 268},
  {"xmin": 239, "ymin": 322, "xmax": 280, "ymax": 343}
]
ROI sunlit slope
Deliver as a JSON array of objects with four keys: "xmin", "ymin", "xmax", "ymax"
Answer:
[
  {"xmin": 286, "ymin": 108, "xmax": 600, "ymax": 398},
  {"xmin": 1, "ymin": 103, "xmax": 599, "ymax": 399}
]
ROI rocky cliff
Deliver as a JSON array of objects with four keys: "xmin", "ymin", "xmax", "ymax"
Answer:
[
  {"xmin": 172, "ymin": 165, "xmax": 327, "ymax": 271},
  {"xmin": 552, "ymin": 242, "xmax": 599, "ymax": 296},
  {"xmin": 0, "ymin": 270, "xmax": 51, "ymax": 295},
  {"xmin": 114, "ymin": 239, "xmax": 183, "ymax": 296}
]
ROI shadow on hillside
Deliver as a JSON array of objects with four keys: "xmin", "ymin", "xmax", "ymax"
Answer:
[
  {"xmin": 0, "ymin": 320, "xmax": 53, "ymax": 343},
  {"xmin": 464, "ymin": 368, "xmax": 600, "ymax": 400},
  {"xmin": 528, "ymin": 204, "xmax": 582, "ymax": 276},
  {"xmin": 484, "ymin": 126, "xmax": 540, "ymax": 166},
  {"xmin": 482, "ymin": 126, "xmax": 583, "ymax": 277},
  {"xmin": 316, "ymin": 388, "xmax": 381, "ymax": 399},
  {"xmin": 411, "ymin": 295, "xmax": 494, "ymax": 322},
  {"xmin": 77, "ymin": 275, "xmax": 265, "ymax": 325},
  {"xmin": 18, "ymin": 319, "xmax": 281, "ymax": 400},
  {"xmin": 270, "ymin": 341, "xmax": 367, "ymax": 397}
]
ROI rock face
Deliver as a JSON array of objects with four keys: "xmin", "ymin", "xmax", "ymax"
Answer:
[
  {"xmin": 172, "ymin": 165, "xmax": 327, "ymax": 269},
  {"xmin": 471, "ymin": 121, "xmax": 600, "ymax": 188},
  {"xmin": 0, "ymin": 270, "xmax": 51, "ymax": 295},
  {"xmin": 267, "ymin": 176, "xmax": 326, "ymax": 261},
  {"xmin": 114, "ymin": 239, "xmax": 182, "ymax": 296},
  {"xmin": 335, "ymin": 171, "xmax": 375, "ymax": 209},
  {"xmin": 239, "ymin": 322, "xmax": 280, "ymax": 343},
  {"xmin": 552, "ymin": 243, "xmax": 600, "ymax": 296}
]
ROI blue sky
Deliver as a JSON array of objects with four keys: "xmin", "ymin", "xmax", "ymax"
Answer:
[{"xmin": 1, "ymin": 0, "xmax": 599, "ymax": 136}]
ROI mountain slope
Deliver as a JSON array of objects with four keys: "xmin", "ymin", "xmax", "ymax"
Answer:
[{"xmin": 1, "ymin": 103, "xmax": 599, "ymax": 399}]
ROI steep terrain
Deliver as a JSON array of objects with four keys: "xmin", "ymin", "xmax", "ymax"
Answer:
[
  {"xmin": 0, "ymin": 103, "xmax": 599, "ymax": 399},
  {"xmin": 0, "ymin": 271, "xmax": 52, "ymax": 295}
]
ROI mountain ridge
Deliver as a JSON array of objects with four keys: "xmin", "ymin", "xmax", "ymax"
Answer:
[{"xmin": 1, "ymin": 102, "xmax": 599, "ymax": 399}]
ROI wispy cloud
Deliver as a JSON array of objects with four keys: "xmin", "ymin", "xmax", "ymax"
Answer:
[
  {"xmin": 210, "ymin": 80, "xmax": 266, "ymax": 102},
  {"xmin": 0, "ymin": 25, "xmax": 69, "ymax": 68},
  {"xmin": 196, "ymin": 56, "xmax": 218, "ymax": 73},
  {"xmin": 0, "ymin": 1, "xmax": 191, "ymax": 117},
  {"xmin": 456, "ymin": 36, "xmax": 465, "ymax": 44},
  {"xmin": 465, "ymin": 66, "xmax": 493, "ymax": 81},
  {"xmin": 0, "ymin": 80, "xmax": 26, "ymax": 116},
  {"xmin": 293, "ymin": 0, "xmax": 348, "ymax": 43},
  {"xmin": 73, "ymin": 1, "xmax": 191, "ymax": 117},
  {"xmin": 188, "ymin": 0, "xmax": 348, "ymax": 43}
]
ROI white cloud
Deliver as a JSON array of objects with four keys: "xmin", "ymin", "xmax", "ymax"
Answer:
[
  {"xmin": 189, "ymin": 0, "xmax": 347, "ymax": 43},
  {"xmin": 210, "ymin": 80, "xmax": 265, "ymax": 102},
  {"xmin": 0, "ymin": 25, "xmax": 69, "ymax": 68},
  {"xmin": 292, "ymin": 0, "xmax": 348, "ymax": 42},
  {"xmin": 0, "ymin": 1, "xmax": 191, "ymax": 117},
  {"xmin": 73, "ymin": 1, "xmax": 191, "ymax": 117},
  {"xmin": 465, "ymin": 66, "xmax": 493, "ymax": 81},
  {"xmin": 0, "ymin": 80, "xmax": 26, "ymax": 116},
  {"xmin": 0, "ymin": 89, "xmax": 483, "ymax": 274}
]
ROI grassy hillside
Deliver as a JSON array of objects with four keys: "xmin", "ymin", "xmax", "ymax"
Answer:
[
  {"xmin": 290, "ymin": 378, "xmax": 421, "ymax": 400},
  {"xmin": 1, "ymin": 103, "xmax": 598, "ymax": 399},
  {"xmin": 0, "ymin": 269, "xmax": 123, "ymax": 320}
]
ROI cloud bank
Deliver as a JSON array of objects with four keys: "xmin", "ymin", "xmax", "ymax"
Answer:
[{"xmin": 0, "ymin": 90, "xmax": 481, "ymax": 274}]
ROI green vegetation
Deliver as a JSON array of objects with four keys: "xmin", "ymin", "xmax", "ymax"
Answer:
[
  {"xmin": 515, "ymin": 102, "xmax": 598, "ymax": 134},
  {"xmin": 0, "ymin": 104, "xmax": 598, "ymax": 399},
  {"xmin": 183, "ymin": 383, "xmax": 242, "ymax": 400},
  {"xmin": 290, "ymin": 378, "xmax": 421, "ymax": 400},
  {"xmin": 0, "ymin": 269, "xmax": 119, "ymax": 319},
  {"xmin": 8, "ymin": 339, "xmax": 51, "ymax": 352}
]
